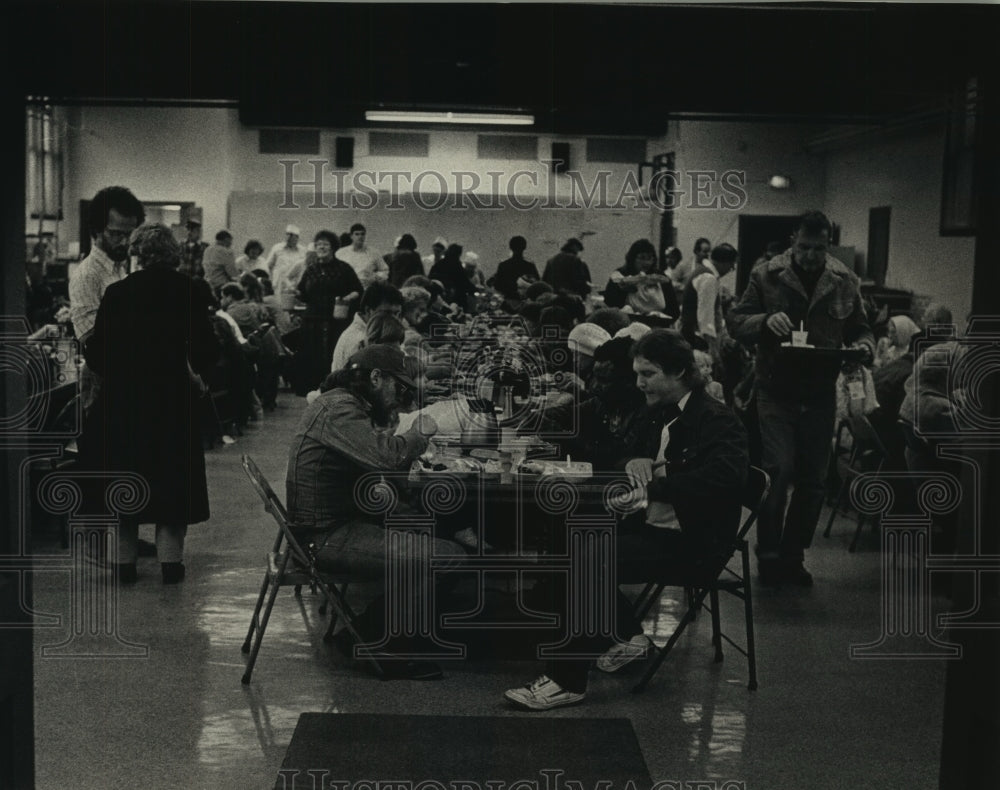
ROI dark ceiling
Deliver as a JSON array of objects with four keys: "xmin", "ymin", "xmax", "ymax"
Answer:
[{"xmin": 7, "ymin": 2, "xmax": 997, "ymax": 134}]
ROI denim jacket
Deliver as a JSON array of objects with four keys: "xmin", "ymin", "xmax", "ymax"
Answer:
[
  {"xmin": 729, "ymin": 251, "xmax": 874, "ymax": 401},
  {"xmin": 286, "ymin": 388, "xmax": 428, "ymax": 531}
]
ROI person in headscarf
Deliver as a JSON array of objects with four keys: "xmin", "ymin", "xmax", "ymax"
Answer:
[{"xmin": 874, "ymin": 314, "xmax": 921, "ymax": 369}]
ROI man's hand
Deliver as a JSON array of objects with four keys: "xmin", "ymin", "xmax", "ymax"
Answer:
[
  {"xmin": 625, "ymin": 458, "xmax": 655, "ymax": 489},
  {"xmin": 765, "ymin": 311, "xmax": 794, "ymax": 337},
  {"xmin": 850, "ymin": 341, "xmax": 874, "ymax": 366},
  {"xmin": 414, "ymin": 414, "xmax": 439, "ymax": 437}
]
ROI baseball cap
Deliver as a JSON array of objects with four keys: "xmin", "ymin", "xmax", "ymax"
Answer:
[
  {"xmin": 614, "ymin": 322, "xmax": 652, "ymax": 342},
  {"xmin": 347, "ymin": 344, "xmax": 416, "ymax": 388},
  {"xmin": 186, "ymin": 218, "xmax": 202, "ymax": 228},
  {"xmin": 567, "ymin": 323, "xmax": 612, "ymax": 357},
  {"xmin": 285, "ymin": 224, "xmax": 301, "ymax": 235}
]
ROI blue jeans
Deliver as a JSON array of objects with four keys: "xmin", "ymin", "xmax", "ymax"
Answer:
[
  {"xmin": 310, "ymin": 519, "xmax": 467, "ymax": 577},
  {"xmin": 755, "ymin": 390, "xmax": 836, "ymax": 562}
]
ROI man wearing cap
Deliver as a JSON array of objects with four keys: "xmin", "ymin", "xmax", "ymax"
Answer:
[
  {"xmin": 567, "ymin": 322, "xmax": 612, "ymax": 386},
  {"xmin": 265, "ymin": 224, "xmax": 309, "ymax": 296},
  {"xmin": 286, "ymin": 343, "xmax": 466, "ymax": 678},
  {"xmin": 179, "ymin": 218, "xmax": 208, "ymax": 278},
  {"xmin": 202, "ymin": 229, "xmax": 240, "ymax": 293},
  {"xmin": 335, "ymin": 223, "xmax": 389, "ymax": 288}
]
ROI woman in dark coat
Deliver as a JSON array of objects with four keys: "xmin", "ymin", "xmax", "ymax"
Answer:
[
  {"xmin": 84, "ymin": 223, "xmax": 219, "ymax": 584},
  {"xmin": 296, "ymin": 229, "xmax": 363, "ymax": 392}
]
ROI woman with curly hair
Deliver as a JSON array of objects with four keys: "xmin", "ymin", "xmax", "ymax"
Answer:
[{"xmin": 83, "ymin": 223, "xmax": 219, "ymax": 584}]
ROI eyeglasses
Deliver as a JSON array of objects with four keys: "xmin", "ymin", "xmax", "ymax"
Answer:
[{"xmin": 104, "ymin": 228, "xmax": 133, "ymax": 241}]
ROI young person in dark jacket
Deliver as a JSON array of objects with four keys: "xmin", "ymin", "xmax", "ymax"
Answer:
[{"xmin": 505, "ymin": 329, "xmax": 748, "ymax": 710}]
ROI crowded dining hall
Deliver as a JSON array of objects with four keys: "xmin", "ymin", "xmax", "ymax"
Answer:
[{"xmin": 7, "ymin": 2, "xmax": 999, "ymax": 790}]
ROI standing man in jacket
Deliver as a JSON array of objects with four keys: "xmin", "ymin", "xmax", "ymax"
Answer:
[{"xmin": 730, "ymin": 211, "xmax": 873, "ymax": 586}]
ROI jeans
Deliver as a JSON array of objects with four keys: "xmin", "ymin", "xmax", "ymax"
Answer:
[
  {"xmin": 310, "ymin": 519, "xmax": 467, "ymax": 578},
  {"xmin": 305, "ymin": 519, "xmax": 468, "ymax": 654},
  {"xmin": 755, "ymin": 390, "xmax": 836, "ymax": 562}
]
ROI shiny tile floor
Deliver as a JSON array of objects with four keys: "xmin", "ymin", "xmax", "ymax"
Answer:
[{"xmin": 33, "ymin": 392, "xmax": 950, "ymax": 790}]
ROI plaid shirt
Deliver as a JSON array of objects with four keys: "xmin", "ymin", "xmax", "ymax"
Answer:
[{"xmin": 68, "ymin": 245, "xmax": 126, "ymax": 342}]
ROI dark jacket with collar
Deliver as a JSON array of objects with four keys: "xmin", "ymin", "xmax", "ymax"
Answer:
[
  {"xmin": 625, "ymin": 387, "xmax": 749, "ymax": 552},
  {"xmin": 729, "ymin": 250, "xmax": 874, "ymax": 403}
]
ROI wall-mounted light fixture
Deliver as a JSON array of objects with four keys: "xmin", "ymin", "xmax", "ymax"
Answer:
[
  {"xmin": 768, "ymin": 174, "xmax": 792, "ymax": 190},
  {"xmin": 365, "ymin": 110, "xmax": 534, "ymax": 126}
]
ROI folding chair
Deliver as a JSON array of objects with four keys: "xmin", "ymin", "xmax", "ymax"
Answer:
[
  {"xmin": 631, "ymin": 466, "xmax": 770, "ymax": 693},
  {"xmin": 823, "ymin": 413, "xmax": 888, "ymax": 552},
  {"xmin": 240, "ymin": 454, "xmax": 383, "ymax": 684}
]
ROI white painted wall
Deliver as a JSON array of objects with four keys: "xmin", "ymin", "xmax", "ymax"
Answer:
[
  {"xmin": 59, "ymin": 105, "xmax": 975, "ymax": 318},
  {"xmin": 668, "ymin": 120, "xmax": 827, "ymax": 253},
  {"xmin": 822, "ymin": 123, "xmax": 975, "ymax": 322},
  {"xmin": 64, "ymin": 105, "xmax": 661, "ymax": 286}
]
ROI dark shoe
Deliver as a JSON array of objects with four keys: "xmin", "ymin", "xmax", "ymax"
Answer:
[
  {"xmin": 376, "ymin": 658, "xmax": 443, "ymax": 681},
  {"xmin": 786, "ymin": 563, "xmax": 813, "ymax": 587},
  {"xmin": 161, "ymin": 562, "xmax": 186, "ymax": 584},
  {"xmin": 137, "ymin": 538, "xmax": 157, "ymax": 557},
  {"xmin": 114, "ymin": 563, "xmax": 138, "ymax": 585}
]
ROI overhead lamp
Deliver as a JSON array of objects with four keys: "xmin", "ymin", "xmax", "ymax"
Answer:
[
  {"xmin": 365, "ymin": 110, "xmax": 534, "ymax": 126},
  {"xmin": 768, "ymin": 175, "xmax": 792, "ymax": 190}
]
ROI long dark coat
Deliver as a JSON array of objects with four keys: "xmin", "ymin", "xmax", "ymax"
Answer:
[{"xmin": 83, "ymin": 266, "xmax": 219, "ymax": 524}]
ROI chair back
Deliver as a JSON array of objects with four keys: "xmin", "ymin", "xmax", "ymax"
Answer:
[
  {"xmin": 848, "ymin": 413, "xmax": 888, "ymax": 458},
  {"xmin": 736, "ymin": 465, "xmax": 771, "ymax": 542},
  {"xmin": 241, "ymin": 454, "xmax": 309, "ymax": 566}
]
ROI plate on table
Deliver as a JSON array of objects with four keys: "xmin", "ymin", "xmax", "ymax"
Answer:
[
  {"xmin": 514, "ymin": 460, "xmax": 593, "ymax": 481},
  {"xmin": 414, "ymin": 456, "xmax": 484, "ymax": 477}
]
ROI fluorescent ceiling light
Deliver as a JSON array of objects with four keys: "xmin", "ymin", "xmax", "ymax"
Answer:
[{"xmin": 365, "ymin": 110, "xmax": 534, "ymax": 126}]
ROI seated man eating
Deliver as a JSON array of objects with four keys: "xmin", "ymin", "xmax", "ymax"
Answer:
[
  {"xmin": 286, "ymin": 343, "xmax": 467, "ymax": 679},
  {"xmin": 505, "ymin": 329, "xmax": 749, "ymax": 710}
]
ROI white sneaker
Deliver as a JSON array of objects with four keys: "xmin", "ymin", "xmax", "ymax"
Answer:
[
  {"xmin": 504, "ymin": 675, "xmax": 585, "ymax": 711},
  {"xmin": 596, "ymin": 634, "xmax": 652, "ymax": 673}
]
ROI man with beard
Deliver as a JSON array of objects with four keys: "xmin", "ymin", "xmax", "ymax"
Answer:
[
  {"xmin": 285, "ymin": 343, "xmax": 467, "ymax": 679},
  {"xmin": 69, "ymin": 186, "xmax": 146, "ymax": 413}
]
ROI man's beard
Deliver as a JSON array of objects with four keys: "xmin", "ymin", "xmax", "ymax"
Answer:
[
  {"xmin": 369, "ymin": 397, "xmax": 398, "ymax": 428},
  {"xmin": 104, "ymin": 243, "xmax": 128, "ymax": 263}
]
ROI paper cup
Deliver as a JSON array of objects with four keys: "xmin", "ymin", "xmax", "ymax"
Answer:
[{"xmin": 791, "ymin": 330, "xmax": 809, "ymax": 347}]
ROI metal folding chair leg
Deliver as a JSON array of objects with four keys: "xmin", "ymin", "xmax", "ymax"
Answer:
[
  {"xmin": 632, "ymin": 586, "xmax": 711, "ymax": 694},
  {"xmin": 741, "ymin": 545, "xmax": 759, "ymax": 691},
  {"xmin": 709, "ymin": 587, "xmax": 723, "ymax": 662},
  {"xmin": 241, "ymin": 559, "xmax": 287, "ymax": 685}
]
